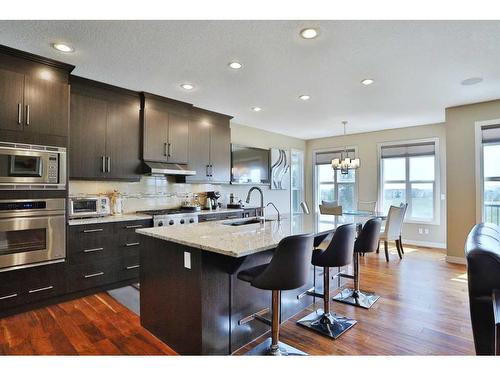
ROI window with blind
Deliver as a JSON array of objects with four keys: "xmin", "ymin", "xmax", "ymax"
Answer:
[
  {"xmin": 290, "ymin": 149, "xmax": 305, "ymax": 214},
  {"xmin": 315, "ymin": 149, "xmax": 357, "ymax": 211},
  {"xmin": 481, "ymin": 125, "xmax": 500, "ymax": 225},
  {"xmin": 379, "ymin": 140, "xmax": 438, "ymax": 222}
]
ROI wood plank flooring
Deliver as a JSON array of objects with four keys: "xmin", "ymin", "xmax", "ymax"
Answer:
[{"xmin": 0, "ymin": 244, "xmax": 474, "ymax": 355}]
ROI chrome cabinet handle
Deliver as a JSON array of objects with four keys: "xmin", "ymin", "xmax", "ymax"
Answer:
[
  {"xmin": 126, "ymin": 264, "xmax": 140, "ymax": 270},
  {"xmin": 25, "ymin": 105, "xmax": 30, "ymax": 125},
  {"xmin": 84, "ymin": 272, "xmax": 104, "ymax": 279},
  {"xmin": 106, "ymin": 157, "xmax": 111, "ymax": 173},
  {"xmin": 101, "ymin": 156, "xmax": 105, "ymax": 173},
  {"xmin": 17, "ymin": 103, "xmax": 22, "ymax": 124},
  {"xmin": 204, "ymin": 217, "xmax": 219, "ymax": 221},
  {"xmin": 125, "ymin": 242, "xmax": 140, "ymax": 247},
  {"xmin": 164, "ymin": 143, "xmax": 168, "ymax": 157},
  {"xmin": 83, "ymin": 228, "xmax": 104, "ymax": 233},
  {"xmin": 125, "ymin": 224, "xmax": 143, "ymax": 229},
  {"xmin": 206, "ymin": 165, "xmax": 210, "ymax": 177},
  {"xmin": 83, "ymin": 247, "xmax": 104, "ymax": 253},
  {"xmin": 29, "ymin": 285, "xmax": 53, "ymax": 294},
  {"xmin": 167, "ymin": 143, "xmax": 171, "ymax": 157},
  {"xmin": 226, "ymin": 215, "xmax": 240, "ymax": 219},
  {"xmin": 0, "ymin": 293, "xmax": 18, "ymax": 300}
]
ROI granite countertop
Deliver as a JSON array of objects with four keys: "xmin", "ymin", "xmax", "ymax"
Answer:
[
  {"xmin": 68, "ymin": 213, "xmax": 153, "ymax": 226},
  {"xmin": 135, "ymin": 214, "xmax": 360, "ymax": 258}
]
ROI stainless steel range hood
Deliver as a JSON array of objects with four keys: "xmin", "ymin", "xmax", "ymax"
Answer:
[{"xmin": 144, "ymin": 162, "xmax": 196, "ymax": 176}]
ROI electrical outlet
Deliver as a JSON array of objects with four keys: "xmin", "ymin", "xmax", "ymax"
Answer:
[
  {"xmin": 424, "ymin": 228, "xmax": 430, "ymax": 235},
  {"xmin": 418, "ymin": 228, "xmax": 423, "ymax": 235},
  {"xmin": 184, "ymin": 251, "xmax": 191, "ymax": 269}
]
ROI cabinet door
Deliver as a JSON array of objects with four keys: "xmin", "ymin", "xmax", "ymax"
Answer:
[
  {"xmin": 143, "ymin": 106, "xmax": 168, "ymax": 162},
  {"xmin": 0, "ymin": 69, "xmax": 25, "ymax": 132},
  {"xmin": 24, "ymin": 75, "xmax": 69, "ymax": 137},
  {"xmin": 209, "ymin": 118, "xmax": 231, "ymax": 183},
  {"xmin": 167, "ymin": 113, "xmax": 189, "ymax": 164},
  {"xmin": 185, "ymin": 117, "xmax": 211, "ymax": 182},
  {"xmin": 69, "ymin": 92, "xmax": 107, "ymax": 178},
  {"xmin": 106, "ymin": 100, "xmax": 141, "ymax": 179}
]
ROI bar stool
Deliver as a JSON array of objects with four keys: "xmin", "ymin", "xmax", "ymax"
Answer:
[
  {"xmin": 237, "ymin": 233, "xmax": 314, "ymax": 356},
  {"xmin": 296, "ymin": 223, "xmax": 357, "ymax": 339},
  {"xmin": 333, "ymin": 218, "xmax": 382, "ymax": 309}
]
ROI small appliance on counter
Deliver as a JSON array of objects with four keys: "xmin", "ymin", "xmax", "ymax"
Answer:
[
  {"xmin": 109, "ymin": 190, "xmax": 123, "ymax": 216},
  {"xmin": 180, "ymin": 194, "xmax": 201, "ymax": 212},
  {"xmin": 205, "ymin": 191, "xmax": 221, "ymax": 210},
  {"xmin": 68, "ymin": 196, "xmax": 111, "ymax": 219},
  {"xmin": 226, "ymin": 193, "xmax": 243, "ymax": 209}
]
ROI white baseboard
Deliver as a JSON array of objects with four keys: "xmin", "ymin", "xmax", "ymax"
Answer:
[
  {"xmin": 401, "ymin": 239, "xmax": 447, "ymax": 249},
  {"xmin": 445, "ymin": 256, "xmax": 467, "ymax": 265}
]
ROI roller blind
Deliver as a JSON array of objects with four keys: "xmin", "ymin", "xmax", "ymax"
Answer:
[
  {"xmin": 380, "ymin": 142, "xmax": 435, "ymax": 159},
  {"xmin": 315, "ymin": 149, "xmax": 355, "ymax": 165},
  {"xmin": 481, "ymin": 124, "xmax": 500, "ymax": 144}
]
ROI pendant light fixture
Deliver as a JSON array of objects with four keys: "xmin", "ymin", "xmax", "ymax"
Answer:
[{"xmin": 331, "ymin": 121, "xmax": 360, "ymax": 174}]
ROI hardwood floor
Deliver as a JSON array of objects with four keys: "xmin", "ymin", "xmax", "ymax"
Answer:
[
  {"xmin": 0, "ymin": 293, "xmax": 176, "ymax": 355},
  {"xmin": 0, "ymin": 244, "xmax": 473, "ymax": 355}
]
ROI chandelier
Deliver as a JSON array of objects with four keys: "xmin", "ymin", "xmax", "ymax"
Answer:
[{"xmin": 331, "ymin": 121, "xmax": 360, "ymax": 174}]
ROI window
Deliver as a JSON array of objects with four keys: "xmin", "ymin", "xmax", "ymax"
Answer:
[
  {"xmin": 290, "ymin": 149, "xmax": 304, "ymax": 214},
  {"xmin": 481, "ymin": 125, "xmax": 500, "ymax": 225},
  {"xmin": 380, "ymin": 141, "xmax": 438, "ymax": 223},
  {"xmin": 315, "ymin": 149, "xmax": 357, "ymax": 211}
]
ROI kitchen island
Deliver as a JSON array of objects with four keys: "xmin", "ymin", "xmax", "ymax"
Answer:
[{"xmin": 136, "ymin": 214, "xmax": 352, "ymax": 355}]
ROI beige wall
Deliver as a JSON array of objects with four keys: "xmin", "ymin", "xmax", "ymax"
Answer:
[
  {"xmin": 69, "ymin": 122, "xmax": 305, "ymax": 214},
  {"xmin": 445, "ymin": 99, "xmax": 500, "ymax": 259},
  {"xmin": 305, "ymin": 123, "xmax": 447, "ymax": 247}
]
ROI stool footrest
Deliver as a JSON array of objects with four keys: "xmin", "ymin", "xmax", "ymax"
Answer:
[
  {"xmin": 336, "ymin": 273, "xmax": 354, "ymax": 280},
  {"xmin": 238, "ymin": 307, "xmax": 271, "ymax": 326}
]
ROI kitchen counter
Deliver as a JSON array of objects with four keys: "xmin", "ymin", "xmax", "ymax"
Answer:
[
  {"xmin": 67, "ymin": 213, "xmax": 152, "ymax": 226},
  {"xmin": 136, "ymin": 213, "xmax": 356, "ymax": 257}
]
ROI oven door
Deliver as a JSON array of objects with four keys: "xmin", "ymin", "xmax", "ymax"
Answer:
[
  {"xmin": 0, "ymin": 148, "xmax": 50, "ymax": 184},
  {"xmin": 0, "ymin": 214, "xmax": 66, "ymax": 270}
]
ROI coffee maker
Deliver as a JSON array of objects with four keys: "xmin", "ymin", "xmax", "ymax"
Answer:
[{"xmin": 205, "ymin": 191, "xmax": 221, "ymax": 210}]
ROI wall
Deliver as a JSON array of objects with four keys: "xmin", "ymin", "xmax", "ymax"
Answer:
[
  {"xmin": 305, "ymin": 123, "xmax": 447, "ymax": 247},
  {"xmin": 445, "ymin": 99, "xmax": 500, "ymax": 261},
  {"xmin": 69, "ymin": 122, "xmax": 306, "ymax": 214}
]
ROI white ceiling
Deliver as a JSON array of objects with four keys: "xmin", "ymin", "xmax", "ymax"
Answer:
[{"xmin": 1, "ymin": 20, "xmax": 500, "ymax": 139}]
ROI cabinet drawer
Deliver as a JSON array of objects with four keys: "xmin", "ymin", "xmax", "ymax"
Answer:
[
  {"xmin": 220, "ymin": 212, "xmax": 244, "ymax": 220},
  {"xmin": 66, "ymin": 259, "xmax": 117, "ymax": 293},
  {"xmin": 198, "ymin": 213, "xmax": 222, "ymax": 222},
  {"xmin": 69, "ymin": 223, "xmax": 114, "ymax": 253},
  {"xmin": 117, "ymin": 255, "xmax": 141, "ymax": 281},
  {"xmin": 115, "ymin": 219, "xmax": 152, "ymax": 245}
]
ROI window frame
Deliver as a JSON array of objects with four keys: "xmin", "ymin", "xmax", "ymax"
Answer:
[
  {"xmin": 312, "ymin": 146, "xmax": 359, "ymax": 214},
  {"xmin": 290, "ymin": 148, "xmax": 305, "ymax": 214},
  {"xmin": 378, "ymin": 138, "xmax": 440, "ymax": 225}
]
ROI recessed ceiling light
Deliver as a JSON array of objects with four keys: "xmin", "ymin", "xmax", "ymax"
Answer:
[
  {"xmin": 180, "ymin": 83, "xmax": 195, "ymax": 90},
  {"xmin": 228, "ymin": 61, "xmax": 243, "ymax": 69},
  {"xmin": 461, "ymin": 77, "xmax": 483, "ymax": 86},
  {"xmin": 252, "ymin": 107, "xmax": 262, "ymax": 112},
  {"xmin": 300, "ymin": 28, "xmax": 319, "ymax": 39},
  {"xmin": 299, "ymin": 95, "xmax": 311, "ymax": 101},
  {"xmin": 51, "ymin": 43, "xmax": 74, "ymax": 53},
  {"xmin": 361, "ymin": 79, "xmax": 374, "ymax": 86}
]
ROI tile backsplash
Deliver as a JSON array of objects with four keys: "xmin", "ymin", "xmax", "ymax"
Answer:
[{"xmin": 69, "ymin": 176, "xmax": 291, "ymax": 214}]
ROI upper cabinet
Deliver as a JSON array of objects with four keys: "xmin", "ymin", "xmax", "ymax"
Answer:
[
  {"xmin": 0, "ymin": 45, "xmax": 74, "ymax": 147},
  {"xmin": 69, "ymin": 77, "xmax": 141, "ymax": 181},
  {"xmin": 142, "ymin": 93, "xmax": 190, "ymax": 164},
  {"xmin": 186, "ymin": 107, "xmax": 232, "ymax": 184}
]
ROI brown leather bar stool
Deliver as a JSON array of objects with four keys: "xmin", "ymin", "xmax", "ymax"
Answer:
[
  {"xmin": 237, "ymin": 233, "xmax": 314, "ymax": 355},
  {"xmin": 333, "ymin": 218, "xmax": 382, "ymax": 309},
  {"xmin": 296, "ymin": 223, "xmax": 357, "ymax": 339}
]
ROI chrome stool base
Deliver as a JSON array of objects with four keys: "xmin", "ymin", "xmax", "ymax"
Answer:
[
  {"xmin": 332, "ymin": 288, "xmax": 380, "ymax": 309},
  {"xmin": 296, "ymin": 309, "xmax": 357, "ymax": 339},
  {"xmin": 245, "ymin": 338, "xmax": 307, "ymax": 356}
]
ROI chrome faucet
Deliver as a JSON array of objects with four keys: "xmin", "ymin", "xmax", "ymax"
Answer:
[
  {"xmin": 266, "ymin": 202, "xmax": 281, "ymax": 222},
  {"xmin": 246, "ymin": 186, "xmax": 265, "ymax": 221}
]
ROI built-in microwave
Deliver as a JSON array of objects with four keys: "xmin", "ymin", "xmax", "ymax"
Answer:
[{"xmin": 0, "ymin": 142, "xmax": 66, "ymax": 190}]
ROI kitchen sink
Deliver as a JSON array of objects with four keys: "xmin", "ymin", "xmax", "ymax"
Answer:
[{"xmin": 222, "ymin": 218, "xmax": 275, "ymax": 226}]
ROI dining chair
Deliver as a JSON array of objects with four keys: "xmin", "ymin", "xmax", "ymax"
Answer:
[
  {"xmin": 378, "ymin": 203, "xmax": 407, "ymax": 261},
  {"xmin": 319, "ymin": 200, "xmax": 343, "ymax": 215},
  {"xmin": 358, "ymin": 200, "xmax": 377, "ymax": 212}
]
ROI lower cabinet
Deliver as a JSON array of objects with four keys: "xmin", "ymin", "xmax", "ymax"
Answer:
[
  {"xmin": 197, "ymin": 211, "xmax": 245, "ymax": 223},
  {"xmin": 67, "ymin": 219, "xmax": 151, "ymax": 293}
]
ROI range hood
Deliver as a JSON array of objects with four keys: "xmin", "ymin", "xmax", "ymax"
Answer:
[{"xmin": 144, "ymin": 161, "xmax": 196, "ymax": 176}]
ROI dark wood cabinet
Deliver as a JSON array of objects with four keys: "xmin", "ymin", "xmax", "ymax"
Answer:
[
  {"xmin": 0, "ymin": 46, "xmax": 73, "ymax": 145},
  {"xmin": 186, "ymin": 107, "xmax": 232, "ymax": 184},
  {"xmin": 69, "ymin": 77, "xmax": 141, "ymax": 181},
  {"xmin": 142, "ymin": 93, "xmax": 191, "ymax": 165},
  {"xmin": 197, "ymin": 211, "xmax": 244, "ymax": 222}
]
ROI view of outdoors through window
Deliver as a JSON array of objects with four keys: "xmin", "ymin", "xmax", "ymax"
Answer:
[
  {"xmin": 317, "ymin": 164, "xmax": 356, "ymax": 211},
  {"xmin": 291, "ymin": 150, "xmax": 304, "ymax": 214},
  {"xmin": 483, "ymin": 144, "xmax": 500, "ymax": 225},
  {"xmin": 382, "ymin": 154, "xmax": 435, "ymax": 221}
]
